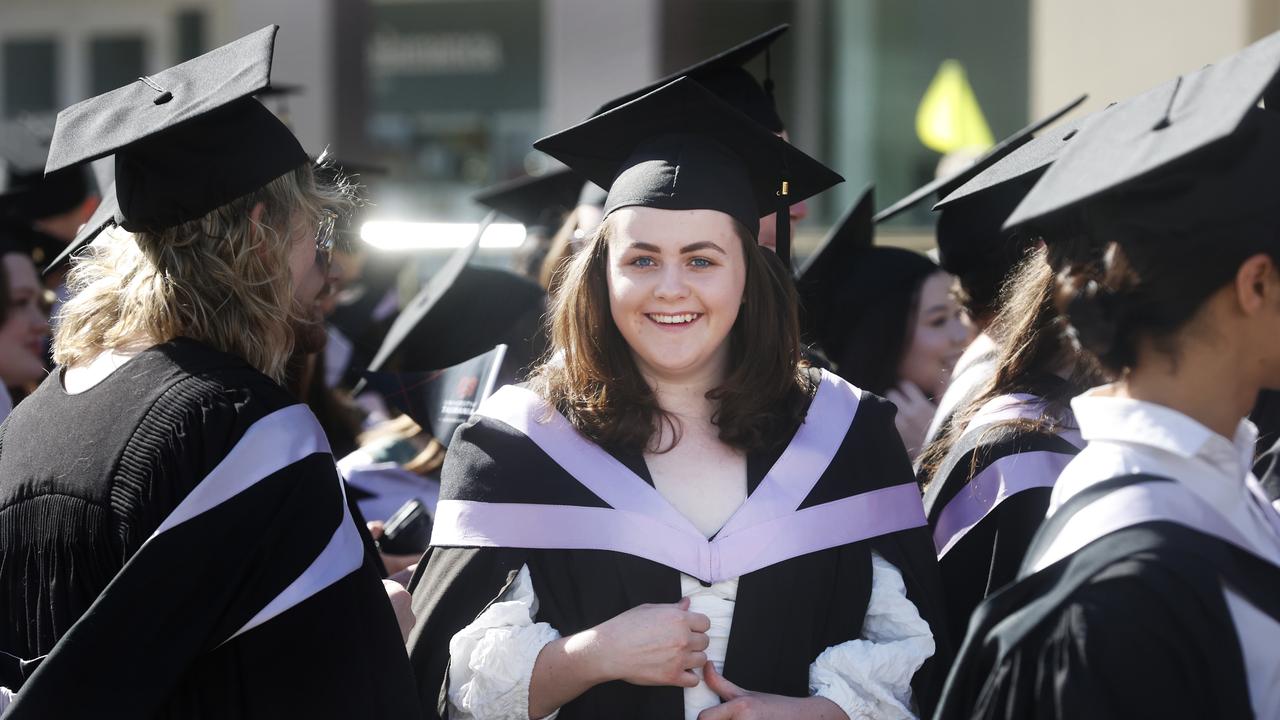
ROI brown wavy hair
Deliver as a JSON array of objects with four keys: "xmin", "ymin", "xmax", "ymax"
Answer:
[
  {"xmin": 538, "ymin": 207, "xmax": 583, "ymax": 294},
  {"xmin": 528, "ymin": 213, "xmax": 813, "ymax": 454}
]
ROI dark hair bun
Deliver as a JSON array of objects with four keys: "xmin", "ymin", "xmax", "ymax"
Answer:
[
  {"xmin": 1054, "ymin": 265, "xmax": 1135, "ymax": 375},
  {"xmin": 1065, "ymin": 278, "xmax": 1122, "ymax": 359}
]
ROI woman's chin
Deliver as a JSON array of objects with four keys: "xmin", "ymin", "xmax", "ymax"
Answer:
[{"xmin": 633, "ymin": 351, "xmax": 711, "ymax": 380}]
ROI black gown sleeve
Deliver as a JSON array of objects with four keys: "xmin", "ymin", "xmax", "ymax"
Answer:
[
  {"xmin": 872, "ymin": 526, "xmax": 954, "ymax": 718},
  {"xmin": 406, "ymin": 546, "xmax": 532, "ymax": 720},
  {"xmin": 858, "ymin": 393, "xmax": 955, "ymax": 718}
]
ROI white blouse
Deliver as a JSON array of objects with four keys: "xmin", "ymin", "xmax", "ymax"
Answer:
[
  {"xmin": 445, "ymin": 551, "xmax": 934, "ymax": 720},
  {"xmin": 1049, "ymin": 390, "xmax": 1280, "ymax": 718}
]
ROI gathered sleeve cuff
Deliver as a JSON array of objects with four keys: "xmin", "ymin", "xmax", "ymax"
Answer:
[
  {"xmin": 446, "ymin": 564, "xmax": 562, "ymax": 720},
  {"xmin": 809, "ymin": 551, "xmax": 936, "ymax": 720}
]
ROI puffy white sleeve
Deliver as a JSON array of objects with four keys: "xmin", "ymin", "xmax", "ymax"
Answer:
[
  {"xmin": 808, "ymin": 551, "xmax": 935, "ymax": 720},
  {"xmin": 446, "ymin": 564, "xmax": 563, "ymax": 720}
]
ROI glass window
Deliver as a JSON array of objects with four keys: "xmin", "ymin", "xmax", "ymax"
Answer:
[
  {"xmin": 176, "ymin": 10, "xmax": 207, "ymax": 63},
  {"xmin": 3, "ymin": 38, "xmax": 58, "ymax": 118},
  {"xmin": 89, "ymin": 35, "xmax": 147, "ymax": 96},
  {"xmin": 826, "ymin": 0, "xmax": 1030, "ymax": 229},
  {"xmin": 364, "ymin": 0, "xmax": 544, "ymax": 222}
]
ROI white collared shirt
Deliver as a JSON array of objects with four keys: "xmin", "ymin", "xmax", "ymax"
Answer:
[{"xmin": 1051, "ymin": 389, "xmax": 1280, "ymax": 717}]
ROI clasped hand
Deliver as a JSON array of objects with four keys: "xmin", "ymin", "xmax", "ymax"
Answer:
[
  {"xmin": 573, "ymin": 597, "xmax": 710, "ymax": 688},
  {"xmin": 583, "ymin": 599, "xmax": 848, "ymax": 720}
]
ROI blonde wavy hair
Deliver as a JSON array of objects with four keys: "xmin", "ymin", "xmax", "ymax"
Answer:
[{"xmin": 53, "ymin": 163, "xmax": 357, "ymax": 382}]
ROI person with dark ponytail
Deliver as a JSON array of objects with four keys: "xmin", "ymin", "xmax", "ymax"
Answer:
[
  {"xmin": 936, "ymin": 34, "xmax": 1280, "ymax": 720},
  {"xmin": 915, "ymin": 243, "xmax": 1104, "ymax": 640}
]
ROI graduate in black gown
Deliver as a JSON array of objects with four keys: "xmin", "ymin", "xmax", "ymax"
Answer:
[
  {"xmin": 935, "ymin": 31, "xmax": 1280, "ymax": 720},
  {"xmin": 0, "ymin": 27, "xmax": 420, "ymax": 718},
  {"xmin": 872, "ymin": 96, "xmax": 1088, "ymax": 449},
  {"xmin": 914, "ymin": 244, "xmax": 1103, "ymax": 640},
  {"xmin": 407, "ymin": 78, "xmax": 953, "ymax": 720}
]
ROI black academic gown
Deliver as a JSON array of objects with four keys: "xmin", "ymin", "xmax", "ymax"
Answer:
[
  {"xmin": 0, "ymin": 339, "xmax": 419, "ymax": 718},
  {"xmin": 922, "ymin": 419, "xmax": 1079, "ymax": 640},
  {"xmin": 406, "ymin": 379, "xmax": 953, "ymax": 719},
  {"xmin": 933, "ymin": 475, "xmax": 1280, "ymax": 720}
]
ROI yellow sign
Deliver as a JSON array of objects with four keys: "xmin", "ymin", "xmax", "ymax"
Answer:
[{"xmin": 916, "ymin": 60, "xmax": 995, "ymax": 154}]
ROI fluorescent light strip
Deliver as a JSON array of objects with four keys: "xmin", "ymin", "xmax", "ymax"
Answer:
[{"xmin": 359, "ymin": 221, "xmax": 527, "ymax": 251}]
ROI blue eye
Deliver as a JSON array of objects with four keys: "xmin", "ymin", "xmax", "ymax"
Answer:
[
  {"xmin": 690, "ymin": 257, "xmax": 713, "ymax": 268},
  {"xmin": 631, "ymin": 256, "xmax": 656, "ymax": 267}
]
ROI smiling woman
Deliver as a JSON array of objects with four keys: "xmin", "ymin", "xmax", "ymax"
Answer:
[
  {"xmin": 407, "ymin": 77, "xmax": 952, "ymax": 720},
  {"xmin": 814, "ymin": 245, "xmax": 971, "ymax": 460},
  {"xmin": 536, "ymin": 204, "xmax": 804, "ymax": 454}
]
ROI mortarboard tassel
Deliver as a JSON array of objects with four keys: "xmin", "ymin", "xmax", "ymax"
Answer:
[
  {"xmin": 776, "ymin": 179, "xmax": 790, "ymax": 270},
  {"xmin": 137, "ymin": 75, "xmax": 174, "ymax": 105}
]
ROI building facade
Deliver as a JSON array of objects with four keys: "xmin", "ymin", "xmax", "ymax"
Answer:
[{"xmin": 2, "ymin": 0, "xmax": 1277, "ymax": 248}]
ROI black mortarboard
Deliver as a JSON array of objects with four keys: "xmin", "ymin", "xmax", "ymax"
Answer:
[
  {"xmin": 924, "ymin": 112, "xmax": 1099, "ymax": 288},
  {"xmin": 591, "ymin": 25, "xmax": 788, "ymax": 132},
  {"xmin": 934, "ymin": 113, "xmax": 1095, "ymax": 210},
  {"xmin": 395, "ymin": 266, "xmax": 545, "ymax": 382},
  {"xmin": 360, "ymin": 212, "xmax": 491, "ymax": 387},
  {"xmin": 795, "ymin": 186, "xmax": 938, "ymax": 356},
  {"xmin": 1006, "ymin": 30, "xmax": 1280, "ymax": 231},
  {"xmin": 534, "ymin": 77, "xmax": 843, "ymax": 268},
  {"xmin": 473, "ymin": 167, "xmax": 584, "ymax": 235},
  {"xmin": 44, "ymin": 25, "xmax": 307, "ymax": 234},
  {"xmin": 45, "ymin": 151, "xmax": 368, "ymax": 276},
  {"xmin": 797, "ymin": 185, "xmax": 876, "ymax": 281},
  {"xmin": 0, "ymin": 114, "xmax": 91, "ymax": 222},
  {"xmin": 796, "ymin": 184, "xmax": 875, "ymax": 352},
  {"xmin": 873, "ymin": 94, "xmax": 1088, "ymax": 224},
  {"xmin": 355, "ymin": 229, "xmax": 545, "ymax": 392},
  {"xmin": 357, "ymin": 212, "xmax": 550, "ymax": 394},
  {"xmin": 42, "ymin": 182, "xmax": 117, "ymax": 274}
]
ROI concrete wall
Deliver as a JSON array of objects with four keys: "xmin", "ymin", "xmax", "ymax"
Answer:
[
  {"xmin": 1029, "ymin": 0, "xmax": 1270, "ymax": 118},
  {"xmin": 0, "ymin": 0, "xmax": 332, "ymax": 151},
  {"xmin": 0, "ymin": 0, "xmax": 224, "ymax": 112},
  {"xmin": 227, "ymin": 0, "xmax": 335, "ymax": 152},
  {"xmin": 543, "ymin": 0, "xmax": 660, "ymax": 133}
]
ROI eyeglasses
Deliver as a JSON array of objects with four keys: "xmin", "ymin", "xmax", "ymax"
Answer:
[{"xmin": 314, "ymin": 208, "xmax": 339, "ymax": 267}]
